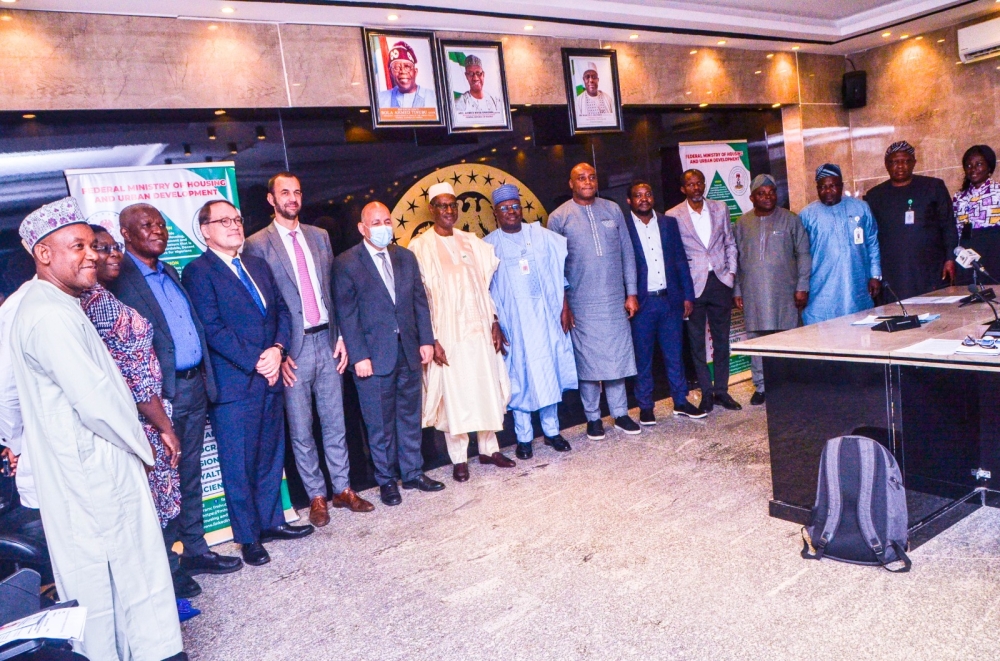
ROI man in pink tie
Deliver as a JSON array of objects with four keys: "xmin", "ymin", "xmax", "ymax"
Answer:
[{"xmin": 244, "ymin": 172, "xmax": 374, "ymax": 526}]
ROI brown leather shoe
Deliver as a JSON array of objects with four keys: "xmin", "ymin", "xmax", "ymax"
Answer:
[
  {"xmin": 453, "ymin": 462, "xmax": 470, "ymax": 482},
  {"xmin": 308, "ymin": 496, "xmax": 330, "ymax": 527},
  {"xmin": 478, "ymin": 452, "xmax": 516, "ymax": 468},
  {"xmin": 330, "ymin": 488, "xmax": 374, "ymax": 513}
]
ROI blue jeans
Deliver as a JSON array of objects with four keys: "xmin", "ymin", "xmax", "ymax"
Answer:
[{"xmin": 513, "ymin": 404, "xmax": 560, "ymax": 443}]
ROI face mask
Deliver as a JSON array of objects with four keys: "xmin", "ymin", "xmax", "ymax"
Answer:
[{"xmin": 369, "ymin": 225, "xmax": 393, "ymax": 249}]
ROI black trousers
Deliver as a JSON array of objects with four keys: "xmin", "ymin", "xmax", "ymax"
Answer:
[
  {"xmin": 686, "ymin": 271, "xmax": 734, "ymax": 396},
  {"xmin": 163, "ymin": 370, "xmax": 210, "ymax": 572}
]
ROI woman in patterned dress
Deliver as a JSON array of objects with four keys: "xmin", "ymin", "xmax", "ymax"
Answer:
[
  {"xmin": 953, "ymin": 145, "xmax": 1000, "ymax": 284},
  {"xmin": 80, "ymin": 225, "xmax": 181, "ymax": 527}
]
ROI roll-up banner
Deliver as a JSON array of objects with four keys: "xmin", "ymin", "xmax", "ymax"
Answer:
[
  {"xmin": 65, "ymin": 162, "xmax": 298, "ymax": 547},
  {"xmin": 678, "ymin": 141, "xmax": 753, "ymax": 380}
]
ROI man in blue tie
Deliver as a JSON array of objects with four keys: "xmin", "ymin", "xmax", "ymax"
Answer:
[{"xmin": 183, "ymin": 200, "xmax": 313, "ymax": 568}]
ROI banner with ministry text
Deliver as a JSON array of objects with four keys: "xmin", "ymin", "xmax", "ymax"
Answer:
[
  {"xmin": 64, "ymin": 162, "xmax": 298, "ymax": 547},
  {"xmin": 678, "ymin": 141, "xmax": 752, "ymax": 381}
]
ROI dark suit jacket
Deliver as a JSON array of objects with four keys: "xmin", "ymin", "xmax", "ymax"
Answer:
[
  {"xmin": 182, "ymin": 250, "xmax": 291, "ymax": 404},
  {"xmin": 243, "ymin": 223, "xmax": 338, "ymax": 360},
  {"xmin": 333, "ymin": 242, "xmax": 434, "ymax": 376},
  {"xmin": 109, "ymin": 253, "xmax": 217, "ymax": 402},
  {"xmin": 624, "ymin": 211, "xmax": 697, "ymax": 309}
]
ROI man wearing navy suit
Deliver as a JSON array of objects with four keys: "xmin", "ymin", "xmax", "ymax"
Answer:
[
  {"xmin": 334, "ymin": 201, "xmax": 442, "ymax": 507},
  {"xmin": 624, "ymin": 182, "xmax": 705, "ymax": 424},
  {"xmin": 183, "ymin": 199, "xmax": 313, "ymax": 567}
]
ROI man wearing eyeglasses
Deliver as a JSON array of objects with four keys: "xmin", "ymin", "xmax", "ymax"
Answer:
[
  {"xmin": 112, "ymin": 203, "xmax": 242, "ymax": 599},
  {"xmin": 244, "ymin": 172, "xmax": 373, "ymax": 523},
  {"xmin": 409, "ymin": 182, "xmax": 516, "ymax": 482},
  {"xmin": 483, "ymin": 184, "xmax": 577, "ymax": 460},
  {"xmin": 184, "ymin": 199, "xmax": 313, "ymax": 568},
  {"xmin": 377, "ymin": 41, "xmax": 435, "ymax": 109}
]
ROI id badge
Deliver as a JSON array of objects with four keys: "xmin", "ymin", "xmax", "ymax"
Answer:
[
  {"xmin": 519, "ymin": 258, "xmax": 531, "ymax": 275},
  {"xmin": 854, "ymin": 226, "xmax": 864, "ymax": 245},
  {"xmin": 904, "ymin": 210, "xmax": 915, "ymax": 225}
]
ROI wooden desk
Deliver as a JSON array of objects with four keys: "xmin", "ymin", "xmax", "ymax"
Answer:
[{"xmin": 732, "ymin": 287, "xmax": 1000, "ymax": 544}]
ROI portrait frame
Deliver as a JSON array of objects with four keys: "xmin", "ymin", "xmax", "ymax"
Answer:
[
  {"xmin": 362, "ymin": 28, "xmax": 445, "ymax": 129},
  {"xmin": 438, "ymin": 39, "xmax": 513, "ymax": 134},
  {"xmin": 561, "ymin": 48, "xmax": 624, "ymax": 135}
]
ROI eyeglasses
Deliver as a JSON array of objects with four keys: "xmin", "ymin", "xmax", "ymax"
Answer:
[
  {"xmin": 431, "ymin": 202, "xmax": 458, "ymax": 211},
  {"xmin": 203, "ymin": 216, "xmax": 244, "ymax": 228},
  {"xmin": 963, "ymin": 335, "xmax": 997, "ymax": 348},
  {"xmin": 496, "ymin": 203, "xmax": 522, "ymax": 213},
  {"xmin": 93, "ymin": 242, "xmax": 124, "ymax": 256}
]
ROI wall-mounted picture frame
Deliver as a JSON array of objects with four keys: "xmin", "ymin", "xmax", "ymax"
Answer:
[
  {"xmin": 362, "ymin": 28, "xmax": 445, "ymax": 128},
  {"xmin": 438, "ymin": 40, "xmax": 512, "ymax": 134},
  {"xmin": 561, "ymin": 48, "xmax": 624, "ymax": 135}
]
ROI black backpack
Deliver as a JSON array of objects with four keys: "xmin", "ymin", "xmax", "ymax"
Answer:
[{"xmin": 800, "ymin": 435, "xmax": 912, "ymax": 572}]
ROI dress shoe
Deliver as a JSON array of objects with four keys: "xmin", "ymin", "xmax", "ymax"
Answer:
[
  {"xmin": 260, "ymin": 523, "xmax": 314, "ymax": 542},
  {"xmin": 179, "ymin": 551, "xmax": 243, "ymax": 576},
  {"xmin": 750, "ymin": 391, "xmax": 766, "ymax": 406},
  {"xmin": 639, "ymin": 408, "xmax": 656, "ymax": 425},
  {"xmin": 479, "ymin": 452, "xmax": 516, "ymax": 468},
  {"xmin": 515, "ymin": 442, "xmax": 533, "ymax": 460},
  {"xmin": 544, "ymin": 434, "xmax": 571, "ymax": 452},
  {"xmin": 586, "ymin": 419, "xmax": 606, "ymax": 440},
  {"xmin": 614, "ymin": 415, "xmax": 642, "ymax": 435},
  {"xmin": 241, "ymin": 542, "xmax": 270, "ymax": 566},
  {"xmin": 699, "ymin": 396, "xmax": 714, "ymax": 414},
  {"xmin": 402, "ymin": 473, "xmax": 446, "ymax": 492},
  {"xmin": 453, "ymin": 462, "xmax": 470, "ymax": 482},
  {"xmin": 380, "ymin": 481, "xmax": 402, "ymax": 506},
  {"xmin": 714, "ymin": 392, "xmax": 743, "ymax": 411},
  {"xmin": 674, "ymin": 400, "xmax": 707, "ymax": 419},
  {"xmin": 171, "ymin": 568, "xmax": 201, "ymax": 599},
  {"xmin": 309, "ymin": 496, "xmax": 331, "ymax": 527},
  {"xmin": 331, "ymin": 488, "xmax": 375, "ymax": 513}
]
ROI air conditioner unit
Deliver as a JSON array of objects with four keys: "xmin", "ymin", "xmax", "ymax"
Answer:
[{"xmin": 958, "ymin": 16, "xmax": 1000, "ymax": 63}]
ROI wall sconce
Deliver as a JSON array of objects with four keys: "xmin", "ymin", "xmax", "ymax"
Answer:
[
  {"xmin": 207, "ymin": 127, "xmax": 216, "ymax": 140},
  {"xmin": 183, "ymin": 143, "xmax": 192, "ymax": 156},
  {"xmin": 256, "ymin": 126, "xmax": 266, "ymax": 140},
  {"xmin": 228, "ymin": 142, "xmax": 238, "ymax": 154}
]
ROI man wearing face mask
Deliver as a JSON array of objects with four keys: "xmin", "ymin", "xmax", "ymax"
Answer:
[
  {"xmin": 333, "ymin": 202, "xmax": 441, "ymax": 506},
  {"xmin": 244, "ymin": 172, "xmax": 373, "ymax": 526}
]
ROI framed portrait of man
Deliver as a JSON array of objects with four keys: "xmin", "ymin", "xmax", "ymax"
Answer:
[
  {"xmin": 438, "ymin": 40, "xmax": 512, "ymax": 134},
  {"xmin": 362, "ymin": 28, "xmax": 445, "ymax": 128},
  {"xmin": 561, "ymin": 48, "xmax": 624, "ymax": 135}
]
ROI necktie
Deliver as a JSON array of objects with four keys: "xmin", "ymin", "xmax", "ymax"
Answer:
[
  {"xmin": 231, "ymin": 257, "xmax": 266, "ymax": 316},
  {"xmin": 377, "ymin": 251, "xmax": 395, "ymax": 304},
  {"xmin": 290, "ymin": 231, "xmax": 321, "ymax": 326}
]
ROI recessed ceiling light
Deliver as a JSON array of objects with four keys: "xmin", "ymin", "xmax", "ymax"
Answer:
[
  {"xmin": 524, "ymin": 24, "xmax": 533, "ymax": 31},
  {"xmin": 629, "ymin": 34, "xmax": 639, "ymax": 40},
  {"xmin": 359, "ymin": 108, "xmax": 369, "ymax": 113},
  {"xmin": 772, "ymin": 103, "xmax": 781, "ymax": 108},
  {"xmin": 524, "ymin": 136, "xmax": 531, "ymax": 141},
  {"xmin": 387, "ymin": 14, "xmax": 398, "ymax": 21},
  {"xmin": 524, "ymin": 103, "xmax": 532, "ymax": 107},
  {"xmin": 228, "ymin": 142, "xmax": 238, "ymax": 155},
  {"xmin": 207, "ymin": 24, "xmax": 218, "ymax": 30},
  {"xmin": 689, "ymin": 50, "xmax": 698, "ymax": 55},
  {"xmin": 491, "ymin": 148, "xmax": 497, "ymax": 153},
  {"xmin": 221, "ymin": 6, "xmax": 235, "ymax": 13},
  {"xmin": 882, "ymin": 32, "xmax": 892, "ymax": 38},
  {"xmin": 937, "ymin": 38, "xmax": 945, "ymax": 43},
  {"xmin": 717, "ymin": 40, "xmax": 726, "ymax": 45},
  {"xmin": 699, "ymin": 103, "xmax": 708, "ymax": 107},
  {"xmin": 900, "ymin": 34, "xmax": 909, "ymax": 40},
  {"xmin": 915, "ymin": 36, "xmax": 923, "ymax": 40},
  {"xmin": 791, "ymin": 46, "xmax": 800, "ymax": 50},
  {"xmin": 0, "ymin": 0, "xmax": 16, "ymax": 4},
  {"xmin": 214, "ymin": 109, "xmax": 226, "ymax": 115},
  {"xmin": 685, "ymin": 91, "xmax": 692, "ymax": 95},
  {"xmin": 0, "ymin": 14, "xmax": 10, "ymax": 20},
  {"xmin": 766, "ymin": 53, "xmax": 775, "ymax": 58},
  {"xmin": 754, "ymin": 70, "xmax": 762, "ymax": 75},
  {"xmin": 22, "ymin": 113, "xmax": 35, "ymax": 119}
]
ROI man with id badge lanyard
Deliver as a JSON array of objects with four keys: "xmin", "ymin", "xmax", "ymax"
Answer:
[{"xmin": 800, "ymin": 163, "xmax": 882, "ymax": 325}]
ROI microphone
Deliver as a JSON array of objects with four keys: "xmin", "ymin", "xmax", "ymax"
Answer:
[
  {"xmin": 954, "ymin": 246, "xmax": 993, "ymax": 280},
  {"xmin": 872, "ymin": 281, "xmax": 921, "ymax": 332}
]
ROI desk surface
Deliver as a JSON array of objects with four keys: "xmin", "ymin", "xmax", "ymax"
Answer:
[{"xmin": 732, "ymin": 286, "xmax": 1000, "ymax": 371}]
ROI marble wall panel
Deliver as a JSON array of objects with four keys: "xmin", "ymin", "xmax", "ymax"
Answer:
[
  {"xmin": 0, "ymin": 11, "xmax": 287, "ymax": 110},
  {"xmin": 797, "ymin": 52, "xmax": 846, "ymax": 105},
  {"xmin": 280, "ymin": 24, "xmax": 368, "ymax": 107}
]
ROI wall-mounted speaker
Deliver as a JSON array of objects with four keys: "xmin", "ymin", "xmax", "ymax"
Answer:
[{"xmin": 842, "ymin": 70, "xmax": 867, "ymax": 110}]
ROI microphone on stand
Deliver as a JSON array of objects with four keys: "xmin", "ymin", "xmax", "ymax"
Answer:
[
  {"xmin": 954, "ymin": 246, "xmax": 997, "ymax": 305},
  {"xmin": 872, "ymin": 281, "xmax": 921, "ymax": 332}
]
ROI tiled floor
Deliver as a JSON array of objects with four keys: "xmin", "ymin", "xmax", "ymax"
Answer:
[{"xmin": 182, "ymin": 381, "xmax": 1000, "ymax": 660}]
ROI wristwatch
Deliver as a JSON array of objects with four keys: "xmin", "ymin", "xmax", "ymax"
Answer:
[{"xmin": 273, "ymin": 343, "xmax": 288, "ymax": 360}]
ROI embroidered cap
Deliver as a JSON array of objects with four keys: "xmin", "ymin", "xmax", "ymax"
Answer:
[
  {"xmin": 885, "ymin": 141, "xmax": 915, "ymax": 157},
  {"xmin": 388, "ymin": 42, "xmax": 417, "ymax": 66},
  {"xmin": 491, "ymin": 184, "xmax": 520, "ymax": 206},
  {"xmin": 750, "ymin": 174, "xmax": 777, "ymax": 192},
  {"xmin": 815, "ymin": 163, "xmax": 843, "ymax": 182},
  {"xmin": 19, "ymin": 197, "xmax": 88, "ymax": 251}
]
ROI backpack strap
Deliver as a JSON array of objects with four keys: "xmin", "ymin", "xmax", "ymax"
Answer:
[
  {"xmin": 879, "ymin": 541, "xmax": 913, "ymax": 573},
  {"xmin": 801, "ymin": 437, "xmax": 844, "ymax": 560},
  {"xmin": 855, "ymin": 439, "xmax": 913, "ymax": 573}
]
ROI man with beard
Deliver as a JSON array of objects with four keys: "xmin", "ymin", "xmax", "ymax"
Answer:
[
  {"xmin": 377, "ymin": 41, "xmax": 436, "ymax": 109},
  {"xmin": 244, "ymin": 172, "xmax": 373, "ymax": 526}
]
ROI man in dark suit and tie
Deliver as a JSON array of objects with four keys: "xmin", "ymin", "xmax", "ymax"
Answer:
[
  {"xmin": 111, "ymin": 203, "xmax": 242, "ymax": 599},
  {"xmin": 623, "ymin": 182, "xmax": 705, "ymax": 424},
  {"xmin": 183, "ymin": 199, "xmax": 313, "ymax": 567},
  {"xmin": 667, "ymin": 169, "xmax": 742, "ymax": 413},
  {"xmin": 334, "ymin": 201, "xmax": 442, "ymax": 506},
  {"xmin": 244, "ymin": 173, "xmax": 373, "ymax": 526}
]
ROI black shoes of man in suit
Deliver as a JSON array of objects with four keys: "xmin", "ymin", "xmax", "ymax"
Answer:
[
  {"xmin": 379, "ymin": 474, "xmax": 446, "ymax": 505},
  {"xmin": 379, "ymin": 482, "xmax": 402, "ymax": 506},
  {"xmin": 260, "ymin": 523, "xmax": 314, "ymax": 543},
  {"xmin": 714, "ymin": 392, "xmax": 743, "ymax": 410},
  {"xmin": 241, "ymin": 542, "xmax": 270, "ymax": 567}
]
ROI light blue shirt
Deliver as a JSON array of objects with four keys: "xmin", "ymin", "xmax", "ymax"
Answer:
[
  {"xmin": 127, "ymin": 252, "xmax": 203, "ymax": 370},
  {"xmin": 800, "ymin": 197, "xmax": 882, "ymax": 325}
]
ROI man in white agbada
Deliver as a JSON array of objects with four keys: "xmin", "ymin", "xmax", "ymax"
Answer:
[
  {"xmin": 409, "ymin": 182, "xmax": 515, "ymax": 483},
  {"xmin": 574, "ymin": 62, "xmax": 616, "ymax": 119},
  {"xmin": 453, "ymin": 54, "xmax": 503, "ymax": 122},
  {"xmin": 10, "ymin": 198, "xmax": 184, "ymax": 661}
]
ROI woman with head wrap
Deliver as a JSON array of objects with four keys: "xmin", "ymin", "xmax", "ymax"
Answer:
[{"xmin": 953, "ymin": 145, "xmax": 1000, "ymax": 285}]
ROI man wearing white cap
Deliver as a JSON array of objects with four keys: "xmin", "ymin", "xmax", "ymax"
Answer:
[
  {"xmin": 574, "ymin": 61, "xmax": 615, "ymax": 120},
  {"xmin": 10, "ymin": 198, "xmax": 184, "ymax": 660},
  {"xmin": 409, "ymin": 182, "xmax": 515, "ymax": 482}
]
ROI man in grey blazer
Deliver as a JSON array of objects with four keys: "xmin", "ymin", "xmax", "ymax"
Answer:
[
  {"xmin": 244, "ymin": 173, "xmax": 374, "ymax": 526},
  {"xmin": 667, "ymin": 169, "xmax": 742, "ymax": 413},
  {"xmin": 334, "ymin": 201, "xmax": 442, "ymax": 507},
  {"xmin": 112, "ymin": 203, "xmax": 242, "ymax": 600}
]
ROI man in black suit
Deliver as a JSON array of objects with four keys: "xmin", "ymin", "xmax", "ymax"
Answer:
[
  {"xmin": 112, "ymin": 203, "xmax": 242, "ymax": 598},
  {"xmin": 183, "ymin": 200, "xmax": 312, "ymax": 567},
  {"xmin": 334, "ymin": 201, "xmax": 442, "ymax": 506}
]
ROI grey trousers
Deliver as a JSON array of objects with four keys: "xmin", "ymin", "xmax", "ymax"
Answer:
[
  {"xmin": 285, "ymin": 330, "xmax": 351, "ymax": 498},
  {"xmin": 746, "ymin": 330, "xmax": 778, "ymax": 393},
  {"xmin": 579, "ymin": 379, "xmax": 628, "ymax": 421}
]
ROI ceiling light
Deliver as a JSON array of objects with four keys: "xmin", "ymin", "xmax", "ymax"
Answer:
[
  {"xmin": 214, "ymin": 109, "xmax": 226, "ymax": 115},
  {"xmin": 0, "ymin": 15, "xmax": 11, "ymax": 20},
  {"xmin": 524, "ymin": 24, "xmax": 533, "ymax": 31},
  {"xmin": 772, "ymin": 103, "xmax": 781, "ymax": 108},
  {"xmin": 629, "ymin": 34, "xmax": 639, "ymax": 40},
  {"xmin": 754, "ymin": 70, "xmax": 762, "ymax": 75},
  {"xmin": 766, "ymin": 53, "xmax": 774, "ymax": 58},
  {"xmin": 351, "ymin": 81, "xmax": 360, "ymax": 86},
  {"xmin": 21, "ymin": 113, "xmax": 35, "ymax": 119},
  {"xmin": 512, "ymin": 146, "xmax": 518, "ymax": 150},
  {"xmin": 511, "ymin": 108, "xmax": 517, "ymax": 112},
  {"xmin": 256, "ymin": 126, "xmax": 266, "ymax": 140},
  {"xmin": 791, "ymin": 46, "xmax": 800, "ymax": 50},
  {"xmin": 359, "ymin": 108, "xmax": 369, "ymax": 113},
  {"xmin": 183, "ymin": 143, "xmax": 192, "ymax": 156},
  {"xmin": 717, "ymin": 40, "xmax": 726, "ymax": 45},
  {"xmin": 207, "ymin": 127, "xmax": 216, "ymax": 140},
  {"xmin": 602, "ymin": 44, "xmax": 611, "ymax": 49},
  {"xmin": 524, "ymin": 136, "xmax": 531, "ymax": 141},
  {"xmin": 387, "ymin": 14, "xmax": 398, "ymax": 21},
  {"xmin": 882, "ymin": 32, "xmax": 891, "ymax": 38},
  {"xmin": 221, "ymin": 6, "xmax": 235, "ymax": 13},
  {"xmin": 228, "ymin": 142, "xmax": 238, "ymax": 154},
  {"xmin": 699, "ymin": 103, "xmax": 708, "ymax": 108},
  {"xmin": 524, "ymin": 103, "xmax": 532, "ymax": 107},
  {"xmin": 689, "ymin": 50, "xmax": 698, "ymax": 55},
  {"xmin": 491, "ymin": 148, "xmax": 497, "ymax": 153},
  {"xmin": 900, "ymin": 34, "xmax": 909, "ymax": 40},
  {"xmin": 915, "ymin": 36, "xmax": 923, "ymax": 40},
  {"xmin": 0, "ymin": 1, "xmax": 16, "ymax": 4},
  {"xmin": 956, "ymin": 61, "xmax": 962, "ymax": 65},
  {"xmin": 937, "ymin": 38, "xmax": 945, "ymax": 43},
  {"xmin": 685, "ymin": 91, "xmax": 692, "ymax": 95}
]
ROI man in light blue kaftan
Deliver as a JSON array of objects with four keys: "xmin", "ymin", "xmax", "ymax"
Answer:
[
  {"xmin": 800, "ymin": 163, "xmax": 883, "ymax": 325},
  {"xmin": 485, "ymin": 185, "xmax": 578, "ymax": 460}
]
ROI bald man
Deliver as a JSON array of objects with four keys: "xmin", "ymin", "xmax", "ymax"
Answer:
[{"xmin": 334, "ymin": 202, "xmax": 441, "ymax": 506}]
